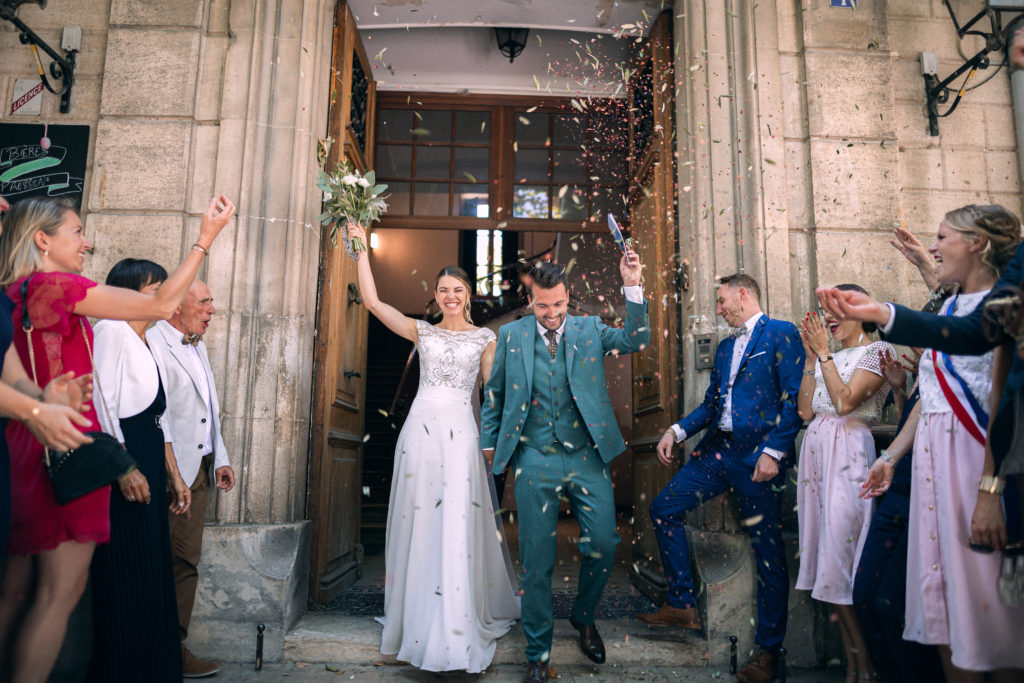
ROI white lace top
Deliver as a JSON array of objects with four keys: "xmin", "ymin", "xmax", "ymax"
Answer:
[
  {"xmin": 811, "ymin": 340, "xmax": 894, "ymax": 423},
  {"xmin": 415, "ymin": 319, "xmax": 495, "ymax": 397},
  {"xmin": 919, "ymin": 290, "xmax": 994, "ymax": 415}
]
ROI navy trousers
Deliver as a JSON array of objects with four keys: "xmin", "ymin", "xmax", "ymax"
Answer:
[
  {"xmin": 852, "ymin": 485, "xmax": 943, "ymax": 682},
  {"xmin": 648, "ymin": 432, "xmax": 788, "ymax": 650}
]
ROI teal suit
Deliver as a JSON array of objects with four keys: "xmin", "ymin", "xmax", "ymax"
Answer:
[{"xmin": 481, "ymin": 298, "xmax": 649, "ymax": 662}]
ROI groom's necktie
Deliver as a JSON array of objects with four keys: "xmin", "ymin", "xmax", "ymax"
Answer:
[{"xmin": 545, "ymin": 329, "xmax": 559, "ymax": 359}]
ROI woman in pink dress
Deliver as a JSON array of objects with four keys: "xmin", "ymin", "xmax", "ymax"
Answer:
[
  {"xmin": 796, "ymin": 285, "xmax": 893, "ymax": 683},
  {"xmin": 0, "ymin": 195, "xmax": 234, "ymax": 683},
  {"xmin": 864, "ymin": 204, "xmax": 1024, "ymax": 681}
]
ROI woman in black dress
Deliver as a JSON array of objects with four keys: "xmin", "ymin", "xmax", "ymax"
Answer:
[{"xmin": 87, "ymin": 258, "xmax": 191, "ymax": 682}]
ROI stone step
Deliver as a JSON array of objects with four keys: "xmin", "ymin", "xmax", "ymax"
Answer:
[{"xmin": 284, "ymin": 614, "xmax": 711, "ymax": 668}]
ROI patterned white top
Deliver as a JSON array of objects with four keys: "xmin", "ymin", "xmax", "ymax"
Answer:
[
  {"xmin": 811, "ymin": 340, "xmax": 894, "ymax": 423},
  {"xmin": 919, "ymin": 290, "xmax": 994, "ymax": 415},
  {"xmin": 415, "ymin": 319, "xmax": 495, "ymax": 397}
]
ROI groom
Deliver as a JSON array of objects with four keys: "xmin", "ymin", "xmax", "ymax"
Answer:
[{"xmin": 482, "ymin": 252, "xmax": 649, "ymax": 683}]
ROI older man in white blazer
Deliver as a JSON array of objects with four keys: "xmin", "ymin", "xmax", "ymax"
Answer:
[{"xmin": 148, "ymin": 279, "xmax": 234, "ymax": 679}]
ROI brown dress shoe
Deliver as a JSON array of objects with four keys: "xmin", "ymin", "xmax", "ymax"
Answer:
[
  {"xmin": 182, "ymin": 648, "xmax": 221, "ymax": 678},
  {"xmin": 635, "ymin": 604, "xmax": 703, "ymax": 630},
  {"xmin": 521, "ymin": 660, "xmax": 549, "ymax": 682},
  {"xmin": 736, "ymin": 649, "xmax": 777, "ymax": 683}
]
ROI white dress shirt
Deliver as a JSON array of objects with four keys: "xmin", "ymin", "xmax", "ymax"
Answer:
[
  {"xmin": 670, "ymin": 311, "xmax": 784, "ymax": 461},
  {"xmin": 91, "ymin": 319, "xmax": 172, "ymax": 444}
]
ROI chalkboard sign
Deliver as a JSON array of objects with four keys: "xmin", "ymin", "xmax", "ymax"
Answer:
[{"xmin": 0, "ymin": 123, "xmax": 89, "ymax": 207}]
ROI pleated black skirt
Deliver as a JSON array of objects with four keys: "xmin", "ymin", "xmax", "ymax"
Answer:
[{"xmin": 87, "ymin": 382, "xmax": 182, "ymax": 682}]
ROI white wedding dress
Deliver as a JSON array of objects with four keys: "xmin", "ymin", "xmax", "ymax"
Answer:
[{"xmin": 377, "ymin": 320, "xmax": 520, "ymax": 673}]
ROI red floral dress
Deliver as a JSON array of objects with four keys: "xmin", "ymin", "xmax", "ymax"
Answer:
[{"xmin": 5, "ymin": 271, "xmax": 108, "ymax": 555}]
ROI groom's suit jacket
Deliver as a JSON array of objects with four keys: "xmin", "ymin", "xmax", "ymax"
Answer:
[
  {"xmin": 481, "ymin": 298, "xmax": 650, "ymax": 474},
  {"xmin": 676, "ymin": 315, "xmax": 804, "ymax": 469},
  {"xmin": 146, "ymin": 320, "xmax": 230, "ymax": 488}
]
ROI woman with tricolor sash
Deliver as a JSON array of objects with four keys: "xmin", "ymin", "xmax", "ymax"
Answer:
[{"xmin": 862, "ymin": 204, "xmax": 1023, "ymax": 680}]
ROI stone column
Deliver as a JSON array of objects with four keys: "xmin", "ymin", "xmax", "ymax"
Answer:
[{"xmin": 87, "ymin": 0, "xmax": 336, "ymax": 661}]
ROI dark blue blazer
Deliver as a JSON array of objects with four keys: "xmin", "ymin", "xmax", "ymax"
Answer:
[
  {"xmin": 884, "ymin": 241, "xmax": 1024, "ymax": 463},
  {"xmin": 676, "ymin": 315, "xmax": 806, "ymax": 469}
]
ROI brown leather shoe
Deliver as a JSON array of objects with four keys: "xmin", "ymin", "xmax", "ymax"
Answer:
[
  {"xmin": 521, "ymin": 661, "xmax": 549, "ymax": 682},
  {"xmin": 736, "ymin": 649, "xmax": 777, "ymax": 683},
  {"xmin": 635, "ymin": 604, "xmax": 703, "ymax": 630},
  {"xmin": 182, "ymin": 648, "xmax": 221, "ymax": 678}
]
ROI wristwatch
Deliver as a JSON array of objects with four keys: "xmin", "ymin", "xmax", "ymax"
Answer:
[
  {"xmin": 880, "ymin": 450, "xmax": 895, "ymax": 466},
  {"xmin": 818, "ymin": 355, "xmax": 833, "ymax": 363},
  {"xmin": 979, "ymin": 475, "xmax": 1005, "ymax": 495}
]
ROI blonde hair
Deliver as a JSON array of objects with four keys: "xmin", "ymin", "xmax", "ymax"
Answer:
[
  {"xmin": 434, "ymin": 265, "xmax": 474, "ymax": 324},
  {"xmin": 944, "ymin": 204, "xmax": 1022, "ymax": 279},
  {"xmin": 0, "ymin": 197, "xmax": 76, "ymax": 287}
]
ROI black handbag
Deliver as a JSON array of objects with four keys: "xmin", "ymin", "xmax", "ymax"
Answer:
[{"xmin": 21, "ymin": 276, "xmax": 137, "ymax": 506}]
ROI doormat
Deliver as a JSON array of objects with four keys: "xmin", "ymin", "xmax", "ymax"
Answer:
[{"xmin": 316, "ymin": 587, "xmax": 656, "ymax": 619}]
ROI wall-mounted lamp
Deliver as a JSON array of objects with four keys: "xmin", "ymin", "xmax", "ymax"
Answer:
[
  {"xmin": 0, "ymin": 0, "xmax": 78, "ymax": 113},
  {"xmin": 923, "ymin": 0, "xmax": 1024, "ymax": 135},
  {"xmin": 494, "ymin": 27, "xmax": 529, "ymax": 64},
  {"xmin": 369, "ymin": 232, "xmax": 380, "ymax": 249}
]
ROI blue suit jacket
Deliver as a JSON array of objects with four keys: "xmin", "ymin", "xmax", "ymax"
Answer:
[
  {"xmin": 481, "ymin": 299, "xmax": 650, "ymax": 474},
  {"xmin": 676, "ymin": 315, "xmax": 805, "ymax": 469},
  {"xmin": 885, "ymin": 241, "xmax": 1024, "ymax": 463}
]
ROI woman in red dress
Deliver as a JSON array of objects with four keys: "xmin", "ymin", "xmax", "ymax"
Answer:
[{"xmin": 0, "ymin": 194, "xmax": 235, "ymax": 683}]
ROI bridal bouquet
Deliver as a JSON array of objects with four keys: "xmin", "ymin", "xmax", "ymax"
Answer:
[{"xmin": 316, "ymin": 159, "xmax": 388, "ymax": 260}]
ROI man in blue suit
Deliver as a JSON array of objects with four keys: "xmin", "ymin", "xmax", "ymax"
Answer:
[
  {"xmin": 637, "ymin": 274, "xmax": 805, "ymax": 683},
  {"xmin": 818, "ymin": 238, "xmax": 1024, "ymax": 550},
  {"xmin": 482, "ymin": 254, "xmax": 649, "ymax": 683}
]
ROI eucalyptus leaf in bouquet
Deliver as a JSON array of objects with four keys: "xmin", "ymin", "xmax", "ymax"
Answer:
[{"xmin": 316, "ymin": 159, "xmax": 389, "ymax": 260}]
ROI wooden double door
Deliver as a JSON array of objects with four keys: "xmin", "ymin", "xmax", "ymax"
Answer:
[
  {"xmin": 306, "ymin": 5, "xmax": 681, "ymax": 606},
  {"xmin": 307, "ymin": 1, "xmax": 375, "ymax": 605}
]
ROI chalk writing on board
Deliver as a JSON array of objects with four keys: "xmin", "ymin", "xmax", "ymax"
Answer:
[{"xmin": 0, "ymin": 123, "xmax": 89, "ymax": 204}]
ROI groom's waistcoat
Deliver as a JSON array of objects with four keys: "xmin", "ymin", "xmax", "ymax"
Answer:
[{"xmin": 520, "ymin": 330, "xmax": 590, "ymax": 453}]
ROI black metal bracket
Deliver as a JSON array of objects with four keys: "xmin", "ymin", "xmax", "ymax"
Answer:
[
  {"xmin": 347, "ymin": 282, "xmax": 362, "ymax": 307},
  {"xmin": 0, "ymin": 1, "xmax": 77, "ymax": 113},
  {"xmin": 925, "ymin": 1, "xmax": 1024, "ymax": 135}
]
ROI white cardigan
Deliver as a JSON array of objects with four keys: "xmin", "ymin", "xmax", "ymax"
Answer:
[{"xmin": 91, "ymin": 319, "xmax": 172, "ymax": 444}]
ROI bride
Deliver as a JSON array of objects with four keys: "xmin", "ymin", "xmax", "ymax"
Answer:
[{"xmin": 348, "ymin": 224, "xmax": 520, "ymax": 673}]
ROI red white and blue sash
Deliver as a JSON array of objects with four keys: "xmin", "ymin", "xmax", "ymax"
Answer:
[{"xmin": 932, "ymin": 295, "xmax": 989, "ymax": 445}]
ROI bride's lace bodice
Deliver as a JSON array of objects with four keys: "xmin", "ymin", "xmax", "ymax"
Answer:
[{"xmin": 416, "ymin": 320, "xmax": 495, "ymax": 397}]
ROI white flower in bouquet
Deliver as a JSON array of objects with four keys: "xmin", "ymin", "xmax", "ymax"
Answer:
[{"xmin": 316, "ymin": 159, "xmax": 389, "ymax": 260}]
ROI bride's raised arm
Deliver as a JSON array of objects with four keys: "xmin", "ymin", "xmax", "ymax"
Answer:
[{"xmin": 348, "ymin": 224, "xmax": 418, "ymax": 343}]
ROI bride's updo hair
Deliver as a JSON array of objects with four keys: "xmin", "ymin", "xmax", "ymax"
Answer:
[
  {"xmin": 944, "ymin": 204, "xmax": 1022, "ymax": 280},
  {"xmin": 434, "ymin": 265, "xmax": 474, "ymax": 324}
]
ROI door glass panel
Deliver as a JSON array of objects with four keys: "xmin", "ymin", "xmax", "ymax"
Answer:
[
  {"xmin": 454, "ymin": 147, "xmax": 488, "ymax": 182},
  {"xmin": 552, "ymin": 185, "xmax": 587, "ymax": 220},
  {"xmin": 387, "ymin": 181, "xmax": 411, "ymax": 214},
  {"xmin": 378, "ymin": 109, "xmax": 413, "ymax": 141},
  {"xmin": 456, "ymin": 110, "xmax": 490, "ymax": 143},
  {"xmin": 376, "ymin": 145, "xmax": 412, "ymax": 179},
  {"xmin": 414, "ymin": 110, "xmax": 452, "ymax": 142},
  {"xmin": 513, "ymin": 186, "xmax": 550, "ymax": 218},
  {"xmin": 414, "ymin": 182, "xmax": 449, "ymax": 215},
  {"xmin": 591, "ymin": 185, "xmax": 627, "ymax": 219},
  {"xmin": 515, "ymin": 111, "xmax": 549, "ymax": 145},
  {"xmin": 553, "ymin": 114, "xmax": 585, "ymax": 146},
  {"xmin": 415, "ymin": 146, "xmax": 451, "ymax": 179},
  {"xmin": 552, "ymin": 149, "xmax": 587, "ymax": 183},
  {"xmin": 454, "ymin": 184, "xmax": 490, "ymax": 217},
  {"xmin": 515, "ymin": 149, "xmax": 549, "ymax": 183}
]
